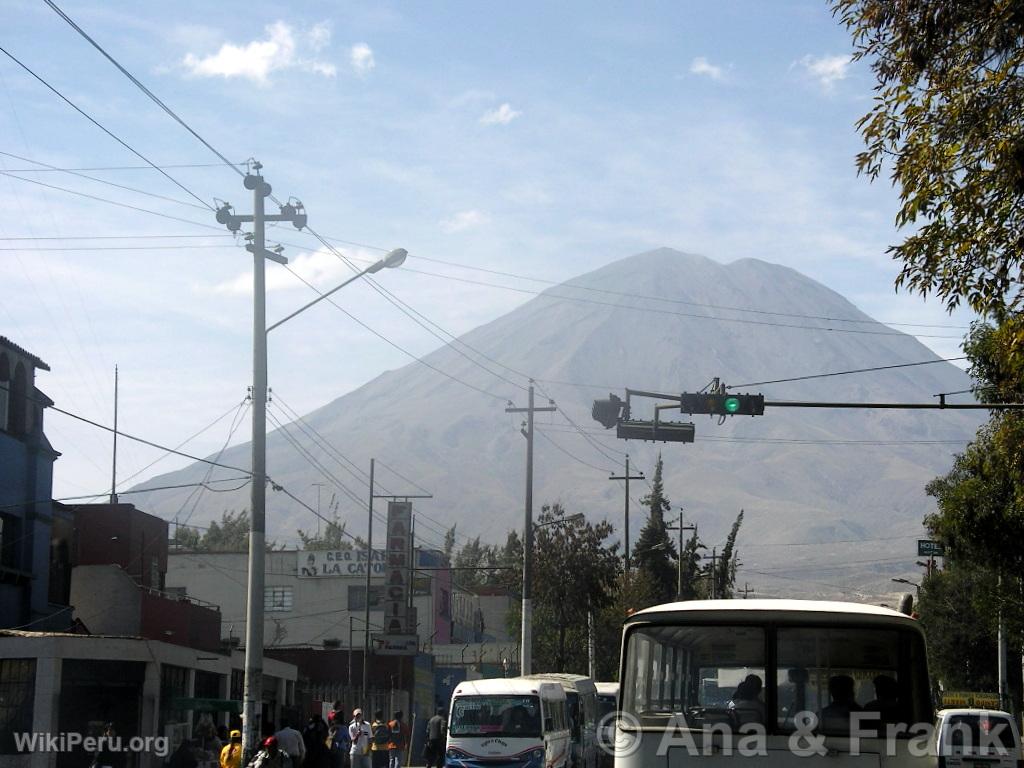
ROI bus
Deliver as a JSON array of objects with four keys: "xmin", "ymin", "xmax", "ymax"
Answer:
[
  {"xmin": 595, "ymin": 682, "xmax": 619, "ymax": 768},
  {"xmin": 446, "ymin": 677, "xmax": 572, "ymax": 768},
  {"xmin": 524, "ymin": 674, "xmax": 600, "ymax": 768},
  {"xmin": 616, "ymin": 599, "xmax": 934, "ymax": 768}
]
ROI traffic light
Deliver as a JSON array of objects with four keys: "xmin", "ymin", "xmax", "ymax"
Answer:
[
  {"xmin": 592, "ymin": 394, "xmax": 625, "ymax": 428},
  {"xmin": 678, "ymin": 393, "xmax": 765, "ymax": 416},
  {"xmin": 616, "ymin": 419, "xmax": 695, "ymax": 443}
]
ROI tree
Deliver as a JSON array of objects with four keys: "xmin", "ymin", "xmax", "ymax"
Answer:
[
  {"xmin": 296, "ymin": 515, "xmax": 353, "ymax": 550},
  {"xmin": 916, "ymin": 561, "xmax": 1001, "ymax": 692},
  {"xmin": 633, "ymin": 455, "xmax": 678, "ymax": 603},
  {"xmin": 201, "ymin": 509, "xmax": 252, "ymax": 552},
  {"xmin": 530, "ymin": 504, "xmax": 620, "ymax": 673},
  {"xmin": 677, "ymin": 525, "xmax": 705, "ymax": 601},
  {"xmin": 708, "ymin": 511, "xmax": 744, "ymax": 600},
  {"xmin": 835, "ymin": 0, "xmax": 1024, "ymax": 319},
  {"xmin": 170, "ymin": 524, "xmax": 201, "ymax": 549},
  {"xmin": 443, "ymin": 524, "xmax": 457, "ymax": 561}
]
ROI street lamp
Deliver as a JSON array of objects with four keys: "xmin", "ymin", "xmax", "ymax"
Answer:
[{"xmin": 224, "ymin": 165, "xmax": 406, "ymax": 758}]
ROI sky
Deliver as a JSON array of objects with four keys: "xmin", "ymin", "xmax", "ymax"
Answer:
[{"xmin": 1, "ymin": 0, "xmax": 978, "ymax": 511}]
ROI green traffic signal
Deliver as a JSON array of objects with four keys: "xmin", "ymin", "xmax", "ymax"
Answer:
[{"xmin": 723, "ymin": 396, "xmax": 740, "ymax": 414}]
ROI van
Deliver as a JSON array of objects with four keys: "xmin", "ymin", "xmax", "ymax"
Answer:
[
  {"xmin": 593, "ymin": 682, "xmax": 618, "ymax": 768},
  {"xmin": 936, "ymin": 709, "xmax": 1022, "ymax": 768},
  {"xmin": 523, "ymin": 674, "xmax": 599, "ymax": 768},
  {"xmin": 446, "ymin": 677, "xmax": 571, "ymax": 768}
]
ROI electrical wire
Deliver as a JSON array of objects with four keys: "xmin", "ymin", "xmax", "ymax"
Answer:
[
  {"xmin": 728, "ymin": 357, "xmax": 970, "ymax": 389},
  {"xmin": 279, "ymin": 263, "xmax": 511, "ymax": 402},
  {"xmin": 0, "ymin": 44, "xmax": 213, "ymax": 208},
  {"xmin": 0, "ymin": 150, "xmax": 209, "ymax": 209},
  {"xmin": 42, "ymin": 0, "xmax": 245, "ymax": 179}
]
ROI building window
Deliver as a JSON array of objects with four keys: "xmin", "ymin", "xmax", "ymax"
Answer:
[
  {"xmin": 0, "ymin": 658, "xmax": 36, "ymax": 754},
  {"xmin": 347, "ymin": 585, "xmax": 384, "ymax": 611},
  {"xmin": 264, "ymin": 586, "xmax": 293, "ymax": 612},
  {"xmin": 0, "ymin": 513, "xmax": 23, "ymax": 570}
]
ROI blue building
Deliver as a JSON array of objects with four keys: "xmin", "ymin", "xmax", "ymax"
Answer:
[{"xmin": 0, "ymin": 336, "xmax": 72, "ymax": 630}]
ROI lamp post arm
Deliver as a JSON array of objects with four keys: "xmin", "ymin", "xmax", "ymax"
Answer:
[{"xmin": 266, "ymin": 265, "xmax": 373, "ymax": 333}]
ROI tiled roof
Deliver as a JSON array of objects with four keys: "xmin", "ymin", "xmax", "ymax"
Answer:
[{"xmin": 0, "ymin": 336, "xmax": 50, "ymax": 371}]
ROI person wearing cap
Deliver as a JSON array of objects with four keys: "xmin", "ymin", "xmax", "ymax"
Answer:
[
  {"xmin": 348, "ymin": 709, "xmax": 371, "ymax": 768},
  {"xmin": 247, "ymin": 736, "xmax": 293, "ymax": 768},
  {"xmin": 220, "ymin": 730, "xmax": 244, "ymax": 768}
]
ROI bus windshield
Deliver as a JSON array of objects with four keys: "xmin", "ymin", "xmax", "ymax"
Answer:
[
  {"xmin": 450, "ymin": 695, "xmax": 543, "ymax": 738},
  {"xmin": 622, "ymin": 622, "xmax": 930, "ymax": 735}
]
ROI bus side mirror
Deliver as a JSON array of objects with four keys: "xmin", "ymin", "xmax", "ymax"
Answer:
[{"xmin": 544, "ymin": 717, "xmax": 553, "ymax": 732}]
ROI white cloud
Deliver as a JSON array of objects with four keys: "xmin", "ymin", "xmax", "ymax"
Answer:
[
  {"xmin": 439, "ymin": 210, "xmax": 488, "ymax": 234},
  {"xmin": 181, "ymin": 21, "xmax": 336, "ymax": 84},
  {"xmin": 479, "ymin": 103, "xmax": 521, "ymax": 126},
  {"xmin": 350, "ymin": 43, "xmax": 375, "ymax": 77},
  {"xmin": 690, "ymin": 56, "xmax": 724, "ymax": 81},
  {"xmin": 796, "ymin": 54, "xmax": 851, "ymax": 91}
]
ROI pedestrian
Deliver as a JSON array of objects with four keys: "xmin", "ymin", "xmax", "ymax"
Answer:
[
  {"xmin": 303, "ymin": 714, "xmax": 330, "ymax": 768},
  {"xmin": 423, "ymin": 708, "xmax": 446, "ymax": 768},
  {"xmin": 247, "ymin": 736, "xmax": 294, "ymax": 768},
  {"xmin": 326, "ymin": 709, "xmax": 351, "ymax": 768},
  {"xmin": 275, "ymin": 719, "xmax": 306, "ymax": 768},
  {"xmin": 370, "ymin": 711, "xmax": 389, "ymax": 768},
  {"xmin": 385, "ymin": 712, "xmax": 408, "ymax": 768},
  {"xmin": 348, "ymin": 709, "xmax": 372, "ymax": 768},
  {"xmin": 220, "ymin": 730, "xmax": 244, "ymax": 768}
]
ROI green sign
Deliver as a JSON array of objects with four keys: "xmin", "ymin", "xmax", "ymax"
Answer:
[{"xmin": 917, "ymin": 540, "xmax": 946, "ymax": 557}]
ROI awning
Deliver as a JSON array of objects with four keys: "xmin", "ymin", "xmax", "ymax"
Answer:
[{"xmin": 167, "ymin": 697, "xmax": 242, "ymax": 713}]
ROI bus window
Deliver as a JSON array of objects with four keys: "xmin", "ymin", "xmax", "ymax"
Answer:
[
  {"xmin": 622, "ymin": 624, "xmax": 765, "ymax": 728},
  {"xmin": 775, "ymin": 627, "xmax": 922, "ymax": 735}
]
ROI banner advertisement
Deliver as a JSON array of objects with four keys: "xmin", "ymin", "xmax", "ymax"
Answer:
[
  {"xmin": 384, "ymin": 501, "xmax": 413, "ymax": 635},
  {"xmin": 297, "ymin": 549, "xmax": 387, "ymax": 578}
]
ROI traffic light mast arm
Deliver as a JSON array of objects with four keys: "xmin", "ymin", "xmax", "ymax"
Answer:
[{"xmin": 763, "ymin": 400, "xmax": 1024, "ymax": 410}]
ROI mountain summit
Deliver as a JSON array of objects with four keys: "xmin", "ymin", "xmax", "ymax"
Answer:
[{"xmin": 131, "ymin": 248, "xmax": 976, "ymax": 597}]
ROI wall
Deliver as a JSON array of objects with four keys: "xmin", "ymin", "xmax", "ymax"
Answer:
[{"xmin": 69, "ymin": 565, "xmax": 141, "ymax": 634}]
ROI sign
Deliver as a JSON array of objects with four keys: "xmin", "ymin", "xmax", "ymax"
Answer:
[
  {"xmin": 372, "ymin": 633, "xmax": 418, "ymax": 655},
  {"xmin": 384, "ymin": 501, "xmax": 412, "ymax": 634},
  {"xmin": 298, "ymin": 549, "xmax": 387, "ymax": 578},
  {"xmin": 918, "ymin": 540, "xmax": 946, "ymax": 557},
  {"xmin": 941, "ymin": 691, "xmax": 1000, "ymax": 709}
]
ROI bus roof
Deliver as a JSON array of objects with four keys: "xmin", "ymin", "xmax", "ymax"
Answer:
[
  {"xmin": 523, "ymin": 673, "xmax": 597, "ymax": 694},
  {"xmin": 594, "ymin": 682, "xmax": 618, "ymax": 697},
  {"xmin": 452, "ymin": 677, "xmax": 566, "ymax": 699},
  {"xmin": 627, "ymin": 599, "xmax": 916, "ymax": 623}
]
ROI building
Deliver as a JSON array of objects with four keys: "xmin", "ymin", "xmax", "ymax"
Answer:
[
  {"xmin": 0, "ymin": 629, "xmax": 297, "ymax": 768},
  {"xmin": 0, "ymin": 337, "xmax": 72, "ymax": 632}
]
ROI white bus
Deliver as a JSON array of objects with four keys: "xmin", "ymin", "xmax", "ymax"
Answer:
[
  {"xmin": 616, "ymin": 599, "xmax": 934, "ymax": 768},
  {"xmin": 595, "ymin": 682, "xmax": 619, "ymax": 768},
  {"xmin": 524, "ymin": 674, "xmax": 601, "ymax": 768},
  {"xmin": 446, "ymin": 677, "xmax": 572, "ymax": 768}
]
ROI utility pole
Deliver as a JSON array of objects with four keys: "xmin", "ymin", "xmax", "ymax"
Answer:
[
  {"xmin": 738, "ymin": 583, "xmax": 754, "ymax": 599},
  {"xmin": 587, "ymin": 600, "xmax": 596, "ymax": 679},
  {"xmin": 666, "ymin": 511, "xmax": 695, "ymax": 600},
  {"xmin": 998, "ymin": 573, "xmax": 1009, "ymax": 712},
  {"xmin": 362, "ymin": 458, "xmax": 375, "ymax": 707},
  {"xmin": 215, "ymin": 162, "xmax": 304, "ymax": 762},
  {"xmin": 109, "ymin": 365, "xmax": 119, "ymax": 504},
  {"xmin": 312, "ymin": 483, "xmax": 324, "ymax": 537},
  {"xmin": 609, "ymin": 455, "xmax": 645, "ymax": 584},
  {"xmin": 709, "ymin": 548, "xmax": 719, "ymax": 599},
  {"xmin": 505, "ymin": 381, "xmax": 555, "ymax": 675}
]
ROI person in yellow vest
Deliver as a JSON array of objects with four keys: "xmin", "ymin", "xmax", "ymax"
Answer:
[{"xmin": 220, "ymin": 730, "xmax": 243, "ymax": 768}]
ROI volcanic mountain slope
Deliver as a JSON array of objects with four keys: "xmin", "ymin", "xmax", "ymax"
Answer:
[{"xmin": 130, "ymin": 248, "xmax": 978, "ymax": 598}]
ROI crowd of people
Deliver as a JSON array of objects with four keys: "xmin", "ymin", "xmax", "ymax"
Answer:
[{"xmin": 234, "ymin": 704, "xmax": 449, "ymax": 768}]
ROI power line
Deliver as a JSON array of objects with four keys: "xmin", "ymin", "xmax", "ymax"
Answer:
[
  {"xmin": 42, "ymin": 0, "xmax": 244, "ymax": 179},
  {"xmin": 279, "ymin": 262, "xmax": 511, "ymax": 402},
  {"xmin": 728, "ymin": 357, "xmax": 970, "ymax": 389},
  {"xmin": 307, "ymin": 231, "xmax": 968, "ymax": 331},
  {"xmin": 41, "ymin": 399, "xmax": 252, "ymax": 475},
  {"xmin": 0, "ymin": 171, "xmax": 223, "ymax": 229},
  {"xmin": 0, "ymin": 150, "xmax": 209, "ymax": 209},
  {"xmin": 0, "ymin": 44, "xmax": 213, "ymax": 209}
]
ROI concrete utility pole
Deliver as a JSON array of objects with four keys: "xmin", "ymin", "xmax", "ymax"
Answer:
[
  {"xmin": 709, "ymin": 547, "xmax": 719, "ymax": 599},
  {"xmin": 109, "ymin": 365, "xmax": 119, "ymax": 504},
  {"xmin": 666, "ymin": 511, "xmax": 695, "ymax": 600},
  {"xmin": 609, "ymin": 456, "xmax": 645, "ymax": 584},
  {"xmin": 215, "ymin": 163, "xmax": 304, "ymax": 761},
  {"xmin": 505, "ymin": 381, "xmax": 555, "ymax": 675},
  {"xmin": 362, "ymin": 458, "xmax": 375, "ymax": 706}
]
